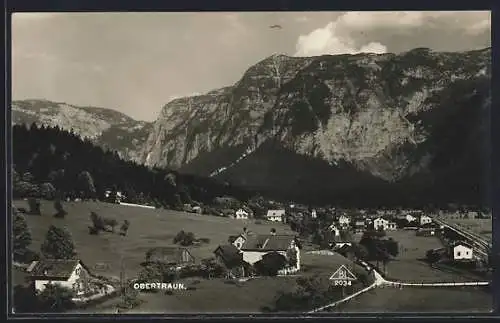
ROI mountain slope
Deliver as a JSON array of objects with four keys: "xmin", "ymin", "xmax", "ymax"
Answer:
[
  {"xmin": 141, "ymin": 48, "xmax": 491, "ymax": 207},
  {"xmin": 12, "ymin": 99, "xmax": 152, "ymax": 162}
]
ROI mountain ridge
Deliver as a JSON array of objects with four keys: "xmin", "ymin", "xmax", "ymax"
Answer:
[
  {"xmin": 11, "ymin": 47, "xmax": 492, "ymax": 206},
  {"xmin": 12, "ymin": 99, "xmax": 153, "ymax": 162}
]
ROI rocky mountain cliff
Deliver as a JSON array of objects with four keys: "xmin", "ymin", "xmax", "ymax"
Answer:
[
  {"xmin": 12, "ymin": 100, "xmax": 152, "ymax": 161},
  {"xmin": 141, "ymin": 48, "xmax": 491, "ymax": 207}
]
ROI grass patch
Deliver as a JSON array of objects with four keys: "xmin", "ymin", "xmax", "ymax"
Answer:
[
  {"xmin": 335, "ymin": 286, "xmax": 492, "ymax": 313},
  {"xmin": 12, "ymin": 199, "xmax": 295, "ymax": 280}
]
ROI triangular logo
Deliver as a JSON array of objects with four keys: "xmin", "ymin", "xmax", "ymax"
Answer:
[{"xmin": 329, "ymin": 265, "xmax": 357, "ymax": 281}]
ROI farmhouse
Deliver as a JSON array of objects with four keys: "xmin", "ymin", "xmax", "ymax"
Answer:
[
  {"xmin": 240, "ymin": 233, "xmax": 301, "ymax": 270},
  {"xmin": 373, "ymin": 217, "xmax": 389, "ymax": 231},
  {"xmin": 145, "ymin": 247, "xmax": 195, "ymax": 267},
  {"xmin": 266, "ymin": 209, "xmax": 286, "ymax": 222},
  {"xmin": 234, "ymin": 208, "xmax": 249, "ymax": 220},
  {"xmin": 420, "ymin": 215, "xmax": 433, "ymax": 226},
  {"xmin": 387, "ymin": 222, "xmax": 397, "ymax": 231},
  {"xmin": 449, "ymin": 242, "xmax": 474, "ymax": 261},
  {"xmin": 29, "ymin": 259, "xmax": 93, "ymax": 296}
]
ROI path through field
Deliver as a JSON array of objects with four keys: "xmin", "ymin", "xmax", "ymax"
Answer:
[{"xmin": 308, "ymin": 264, "xmax": 491, "ymax": 313}]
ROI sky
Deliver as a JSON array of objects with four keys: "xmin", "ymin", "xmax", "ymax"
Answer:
[{"xmin": 12, "ymin": 11, "xmax": 491, "ymax": 121}]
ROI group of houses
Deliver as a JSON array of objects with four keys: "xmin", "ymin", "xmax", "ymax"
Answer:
[{"xmin": 214, "ymin": 229, "xmax": 301, "ymax": 277}]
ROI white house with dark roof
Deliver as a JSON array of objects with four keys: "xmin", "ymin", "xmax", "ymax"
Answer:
[
  {"xmin": 338, "ymin": 215, "xmax": 351, "ymax": 227},
  {"xmin": 450, "ymin": 241, "xmax": 474, "ymax": 261},
  {"xmin": 29, "ymin": 259, "xmax": 93, "ymax": 296},
  {"xmin": 266, "ymin": 209, "xmax": 286, "ymax": 222},
  {"xmin": 234, "ymin": 208, "xmax": 249, "ymax": 220},
  {"xmin": 240, "ymin": 234, "xmax": 301, "ymax": 270},
  {"xmin": 420, "ymin": 215, "xmax": 433, "ymax": 226},
  {"xmin": 373, "ymin": 217, "xmax": 389, "ymax": 231}
]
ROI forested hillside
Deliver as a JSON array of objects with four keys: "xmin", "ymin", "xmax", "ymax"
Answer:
[{"xmin": 12, "ymin": 123, "xmax": 253, "ymax": 208}]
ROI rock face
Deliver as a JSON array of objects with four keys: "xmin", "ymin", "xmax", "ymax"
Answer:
[
  {"xmin": 141, "ymin": 48, "xmax": 491, "ymax": 206},
  {"xmin": 12, "ymin": 99, "xmax": 152, "ymax": 162}
]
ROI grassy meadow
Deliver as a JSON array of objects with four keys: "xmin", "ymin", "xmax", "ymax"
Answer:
[
  {"xmin": 446, "ymin": 218, "xmax": 492, "ymax": 241},
  {"xmin": 13, "ymin": 199, "xmax": 364, "ymax": 313},
  {"xmin": 380, "ymin": 230, "xmax": 486, "ymax": 282},
  {"xmin": 335, "ymin": 286, "xmax": 492, "ymax": 313}
]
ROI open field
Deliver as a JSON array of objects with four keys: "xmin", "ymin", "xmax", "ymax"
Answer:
[
  {"xmin": 14, "ymin": 199, "xmax": 367, "ymax": 313},
  {"xmin": 335, "ymin": 286, "xmax": 492, "ymax": 312},
  {"xmin": 13, "ymin": 199, "xmax": 296, "ymax": 279},
  {"xmin": 381, "ymin": 230, "xmax": 486, "ymax": 282},
  {"xmin": 446, "ymin": 218, "xmax": 492, "ymax": 241}
]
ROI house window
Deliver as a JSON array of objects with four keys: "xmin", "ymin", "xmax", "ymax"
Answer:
[
  {"xmin": 457, "ymin": 251, "xmax": 461, "ymax": 257},
  {"xmin": 236, "ymin": 243, "xmax": 241, "ymax": 248}
]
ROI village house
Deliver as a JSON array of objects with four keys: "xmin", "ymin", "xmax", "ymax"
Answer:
[
  {"xmin": 28, "ymin": 259, "xmax": 95, "ymax": 296},
  {"xmin": 311, "ymin": 209, "xmax": 317, "ymax": 219},
  {"xmin": 354, "ymin": 220, "xmax": 366, "ymax": 233},
  {"xmin": 144, "ymin": 246, "xmax": 195, "ymax": 268},
  {"xmin": 338, "ymin": 215, "xmax": 351, "ymax": 227},
  {"xmin": 449, "ymin": 241, "xmax": 474, "ymax": 261},
  {"xmin": 373, "ymin": 217, "xmax": 389, "ymax": 231},
  {"xmin": 214, "ymin": 244, "xmax": 241, "ymax": 265},
  {"xmin": 234, "ymin": 208, "xmax": 249, "ymax": 220},
  {"xmin": 466, "ymin": 211, "xmax": 478, "ymax": 219},
  {"xmin": 387, "ymin": 222, "xmax": 397, "ymax": 231},
  {"xmin": 420, "ymin": 215, "xmax": 433, "ymax": 226},
  {"xmin": 405, "ymin": 214, "xmax": 417, "ymax": 223},
  {"xmin": 266, "ymin": 209, "xmax": 286, "ymax": 222},
  {"xmin": 328, "ymin": 223, "xmax": 341, "ymax": 237},
  {"xmin": 239, "ymin": 232, "xmax": 301, "ymax": 271},
  {"xmin": 191, "ymin": 206, "xmax": 203, "ymax": 214}
]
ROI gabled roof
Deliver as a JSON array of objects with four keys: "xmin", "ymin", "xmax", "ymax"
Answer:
[
  {"xmin": 145, "ymin": 246, "xmax": 195, "ymax": 264},
  {"xmin": 214, "ymin": 244, "xmax": 242, "ymax": 261},
  {"xmin": 240, "ymin": 234, "xmax": 296, "ymax": 251},
  {"xmin": 266, "ymin": 209, "xmax": 285, "ymax": 216},
  {"xmin": 29, "ymin": 259, "xmax": 86, "ymax": 280},
  {"xmin": 451, "ymin": 241, "xmax": 473, "ymax": 249}
]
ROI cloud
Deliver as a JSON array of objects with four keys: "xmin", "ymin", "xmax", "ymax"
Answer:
[
  {"xmin": 294, "ymin": 11, "xmax": 490, "ymax": 57},
  {"xmin": 294, "ymin": 21, "xmax": 387, "ymax": 56}
]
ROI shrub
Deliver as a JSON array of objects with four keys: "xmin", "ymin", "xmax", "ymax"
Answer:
[
  {"xmin": 53, "ymin": 199, "xmax": 67, "ymax": 218},
  {"xmin": 173, "ymin": 230, "xmax": 196, "ymax": 246},
  {"xmin": 27, "ymin": 198, "xmax": 41, "ymax": 216},
  {"xmin": 119, "ymin": 220, "xmax": 130, "ymax": 236}
]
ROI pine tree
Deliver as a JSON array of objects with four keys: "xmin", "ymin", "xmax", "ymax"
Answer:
[
  {"xmin": 13, "ymin": 211, "xmax": 32, "ymax": 262},
  {"xmin": 77, "ymin": 171, "xmax": 96, "ymax": 199},
  {"xmin": 41, "ymin": 225, "xmax": 77, "ymax": 259}
]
